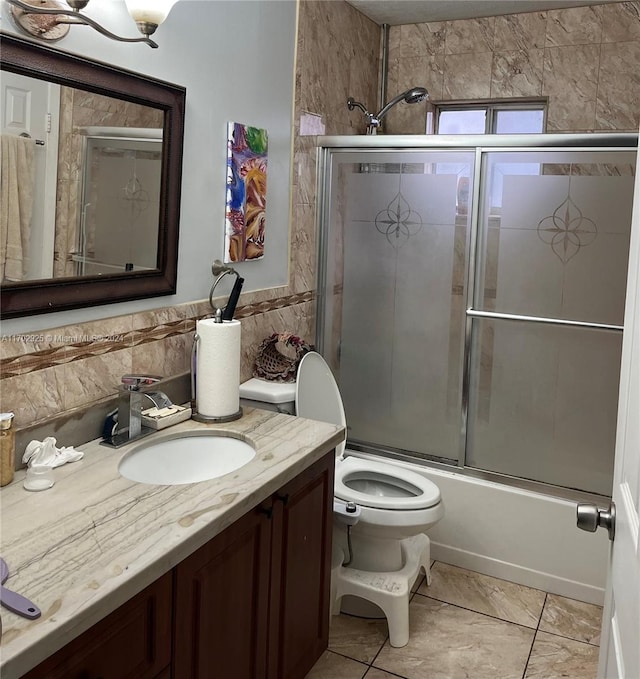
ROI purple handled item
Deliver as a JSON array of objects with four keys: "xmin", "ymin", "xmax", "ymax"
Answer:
[{"xmin": 0, "ymin": 558, "xmax": 41, "ymax": 619}]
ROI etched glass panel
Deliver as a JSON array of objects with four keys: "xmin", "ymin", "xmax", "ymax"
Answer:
[
  {"xmin": 476, "ymin": 150, "xmax": 636, "ymax": 325},
  {"xmin": 324, "ymin": 151, "xmax": 474, "ymax": 461},
  {"xmin": 466, "ymin": 318, "xmax": 622, "ymax": 495}
]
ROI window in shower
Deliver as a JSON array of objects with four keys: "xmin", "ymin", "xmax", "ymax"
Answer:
[
  {"xmin": 466, "ymin": 150, "xmax": 636, "ymax": 495},
  {"xmin": 320, "ymin": 151, "xmax": 475, "ymax": 463},
  {"xmin": 435, "ymin": 100, "xmax": 546, "ymax": 135}
]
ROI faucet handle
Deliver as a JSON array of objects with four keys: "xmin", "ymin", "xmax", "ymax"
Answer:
[{"xmin": 121, "ymin": 374, "xmax": 162, "ymax": 391}]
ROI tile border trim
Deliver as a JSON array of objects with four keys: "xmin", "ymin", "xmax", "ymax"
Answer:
[{"xmin": 1, "ymin": 291, "xmax": 314, "ymax": 379}]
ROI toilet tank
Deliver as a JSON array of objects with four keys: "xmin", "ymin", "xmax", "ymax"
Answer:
[{"xmin": 239, "ymin": 378, "xmax": 296, "ymax": 415}]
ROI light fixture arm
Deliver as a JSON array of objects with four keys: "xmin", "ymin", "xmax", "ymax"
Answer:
[{"xmin": 6, "ymin": 0, "xmax": 160, "ymax": 48}]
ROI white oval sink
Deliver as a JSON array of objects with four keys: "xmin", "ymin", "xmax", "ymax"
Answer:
[{"xmin": 118, "ymin": 432, "xmax": 256, "ymax": 485}]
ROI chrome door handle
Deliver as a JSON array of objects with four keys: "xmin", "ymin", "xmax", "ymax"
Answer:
[{"xmin": 576, "ymin": 501, "xmax": 615, "ymax": 541}]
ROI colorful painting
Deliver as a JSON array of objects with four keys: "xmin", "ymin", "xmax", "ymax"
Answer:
[{"xmin": 225, "ymin": 122, "xmax": 268, "ymax": 262}]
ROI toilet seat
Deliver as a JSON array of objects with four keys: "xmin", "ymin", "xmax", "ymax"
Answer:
[
  {"xmin": 296, "ymin": 352, "xmax": 347, "ymax": 457},
  {"xmin": 296, "ymin": 353, "xmax": 441, "ymax": 512},
  {"xmin": 335, "ymin": 456, "xmax": 441, "ymax": 510}
]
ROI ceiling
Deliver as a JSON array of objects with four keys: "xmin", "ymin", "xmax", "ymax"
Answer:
[{"xmin": 345, "ymin": 0, "xmax": 618, "ymax": 25}]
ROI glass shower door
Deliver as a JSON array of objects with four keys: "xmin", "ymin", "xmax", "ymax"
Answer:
[
  {"xmin": 466, "ymin": 150, "xmax": 636, "ymax": 495},
  {"xmin": 322, "ymin": 151, "xmax": 475, "ymax": 462},
  {"xmin": 76, "ymin": 136, "xmax": 162, "ymax": 276}
]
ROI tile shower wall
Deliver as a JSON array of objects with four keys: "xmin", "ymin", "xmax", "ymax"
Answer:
[
  {"xmin": 384, "ymin": 1, "xmax": 640, "ymax": 134},
  {"xmin": 292, "ymin": 0, "xmax": 381, "ymax": 294},
  {"xmin": 0, "ymin": 0, "xmax": 380, "ymax": 450}
]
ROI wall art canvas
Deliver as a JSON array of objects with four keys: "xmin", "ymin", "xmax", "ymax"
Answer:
[{"xmin": 225, "ymin": 121, "xmax": 268, "ymax": 262}]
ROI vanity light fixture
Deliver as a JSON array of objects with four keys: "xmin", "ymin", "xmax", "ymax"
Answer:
[{"xmin": 7, "ymin": 0, "xmax": 179, "ymax": 49}]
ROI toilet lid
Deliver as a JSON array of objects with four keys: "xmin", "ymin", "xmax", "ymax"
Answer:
[
  {"xmin": 296, "ymin": 352, "xmax": 346, "ymax": 457},
  {"xmin": 334, "ymin": 456, "xmax": 441, "ymax": 510}
]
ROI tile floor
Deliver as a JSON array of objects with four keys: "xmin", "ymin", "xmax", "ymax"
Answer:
[{"xmin": 307, "ymin": 561, "xmax": 603, "ymax": 679}]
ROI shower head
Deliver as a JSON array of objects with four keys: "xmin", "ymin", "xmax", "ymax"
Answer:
[
  {"xmin": 375, "ymin": 86, "xmax": 429, "ymax": 122},
  {"xmin": 403, "ymin": 87, "xmax": 429, "ymax": 105},
  {"xmin": 347, "ymin": 87, "xmax": 429, "ymax": 135}
]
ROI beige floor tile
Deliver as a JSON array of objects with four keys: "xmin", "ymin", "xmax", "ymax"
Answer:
[
  {"xmin": 365, "ymin": 669, "xmax": 409, "ymax": 678},
  {"xmin": 411, "ymin": 573, "xmax": 426, "ymax": 596},
  {"xmin": 373, "ymin": 595, "xmax": 534, "ymax": 679},
  {"xmin": 305, "ymin": 650, "xmax": 368, "ymax": 678},
  {"xmin": 328, "ymin": 613, "xmax": 389, "ymax": 664},
  {"xmin": 524, "ymin": 630, "xmax": 600, "ymax": 679},
  {"xmin": 409, "ymin": 560, "xmax": 435, "ymax": 596},
  {"xmin": 418, "ymin": 561, "xmax": 546, "ymax": 628},
  {"xmin": 539, "ymin": 593, "xmax": 603, "ymax": 645}
]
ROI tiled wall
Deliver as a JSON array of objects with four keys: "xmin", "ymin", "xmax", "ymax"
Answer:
[
  {"xmin": 384, "ymin": 1, "xmax": 640, "ymax": 134},
  {"xmin": 0, "ymin": 292, "xmax": 315, "ymax": 428},
  {"xmin": 292, "ymin": 0, "xmax": 381, "ymax": 294},
  {"xmin": 0, "ymin": 0, "xmax": 380, "ymax": 445}
]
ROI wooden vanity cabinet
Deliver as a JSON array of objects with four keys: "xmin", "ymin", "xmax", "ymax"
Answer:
[
  {"xmin": 173, "ymin": 451, "xmax": 335, "ymax": 679},
  {"xmin": 21, "ymin": 573, "xmax": 173, "ymax": 679},
  {"xmin": 172, "ymin": 501, "xmax": 272, "ymax": 678},
  {"xmin": 20, "ymin": 451, "xmax": 334, "ymax": 679},
  {"xmin": 267, "ymin": 452, "xmax": 335, "ymax": 679}
]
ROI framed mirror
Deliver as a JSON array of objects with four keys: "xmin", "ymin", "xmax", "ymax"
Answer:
[{"xmin": 0, "ymin": 32, "xmax": 186, "ymax": 318}]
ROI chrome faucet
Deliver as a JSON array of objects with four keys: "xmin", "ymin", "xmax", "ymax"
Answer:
[{"xmin": 102, "ymin": 374, "xmax": 173, "ymax": 448}]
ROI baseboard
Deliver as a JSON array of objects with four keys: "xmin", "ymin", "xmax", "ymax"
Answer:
[{"xmin": 431, "ymin": 542, "xmax": 605, "ymax": 606}]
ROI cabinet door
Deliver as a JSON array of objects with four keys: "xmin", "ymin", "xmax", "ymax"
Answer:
[
  {"xmin": 173, "ymin": 504, "xmax": 273, "ymax": 679},
  {"xmin": 268, "ymin": 452, "xmax": 335, "ymax": 679},
  {"xmin": 22, "ymin": 573, "xmax": 172, "ymax": 679}
]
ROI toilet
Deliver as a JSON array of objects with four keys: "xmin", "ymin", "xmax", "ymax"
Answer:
[{"xmin": 239, "ymin": 351, "xmax": 444, "ymax": 647}]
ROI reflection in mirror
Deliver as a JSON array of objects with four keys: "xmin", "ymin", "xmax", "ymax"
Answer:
[
  {"xmin": 69, "ymin": 127, "xmax": 163, "ymax": 278},
  {"xmin": 2, "ymin": 71, "xmax": 165, "ymax": 282},
  {"xmin": 0, "ymin": 32, "xmax": 186, "ymax": 318}
]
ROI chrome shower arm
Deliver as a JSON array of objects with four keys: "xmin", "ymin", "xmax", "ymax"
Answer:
[
  {"xmin": 375, "ymin": 91, "xmax": 409, "ymax": 122},
  {"xmin": 347, "ymin": 88, "xmax": 427, "ymax": 135},
  {"xmin": 347, "ymin": 97, "xmax": 370, "ymax": 115},
  {"xmin": 347, "ymin": 98, "xmax": 379, "ymax": 135}
]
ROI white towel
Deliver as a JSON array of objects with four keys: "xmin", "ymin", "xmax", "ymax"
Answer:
[
  {"xmin": 0, "ymin": 134, "xmax": 36, "ymax": 282},
  {"xmin": 22, "ymin": 437, "xmax": 84, "ymax": 469}
]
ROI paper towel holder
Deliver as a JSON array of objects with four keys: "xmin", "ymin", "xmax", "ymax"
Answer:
[
  {"xmin": 209, "ymin": 260, "xmax": 241, "ymax": 319},
  {"xmin": 190, "ymin": 332, "xmax": 243, "ymax": 423}
]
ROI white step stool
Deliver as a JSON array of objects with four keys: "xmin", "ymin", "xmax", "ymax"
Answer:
[{"xmin": 330, "ymin": 533, "xmax": 431, "ymax": 647}]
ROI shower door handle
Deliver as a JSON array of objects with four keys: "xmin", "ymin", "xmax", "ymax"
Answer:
[{"xmin": 576, "ymin": 502, "xmax": 615, "ymax": 541}]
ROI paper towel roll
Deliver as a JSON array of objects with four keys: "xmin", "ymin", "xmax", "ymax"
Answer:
[{"xmin": 196, "ymin": 318, "xmax": 241, "ymax": 418}]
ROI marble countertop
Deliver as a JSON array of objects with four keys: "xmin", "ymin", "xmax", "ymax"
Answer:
[{"xmin": 0, "ymin": 408, "xmax": 344, "ymax": 679}]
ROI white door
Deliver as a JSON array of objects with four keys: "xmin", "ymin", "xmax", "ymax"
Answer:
[
  {"xmin": 1, "ymin": 71, "xmax": 59, "ymax": 279},
  {"xmin": 596, "ymin": 129, "xmax": 640, "ymax": 679}
]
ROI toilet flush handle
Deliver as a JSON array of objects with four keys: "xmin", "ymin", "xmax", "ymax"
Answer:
[{"xmin": 334, "ymin": 499, "xmax": 361, "ymax": 526}]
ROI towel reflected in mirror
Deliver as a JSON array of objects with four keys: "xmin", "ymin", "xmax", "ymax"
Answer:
[{"xmin": 0, "ymin": 134, "xmax": 36, "ymax": 282}]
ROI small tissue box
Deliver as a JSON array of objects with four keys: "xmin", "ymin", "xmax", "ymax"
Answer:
[{"xmin": 141, "ymin": 404, "xmax": 192, "ymax": 430}]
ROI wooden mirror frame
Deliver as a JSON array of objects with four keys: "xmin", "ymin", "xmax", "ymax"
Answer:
[{"xmin": 0, "ymin": 32, "xmax": 186, "ymax": 318}]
